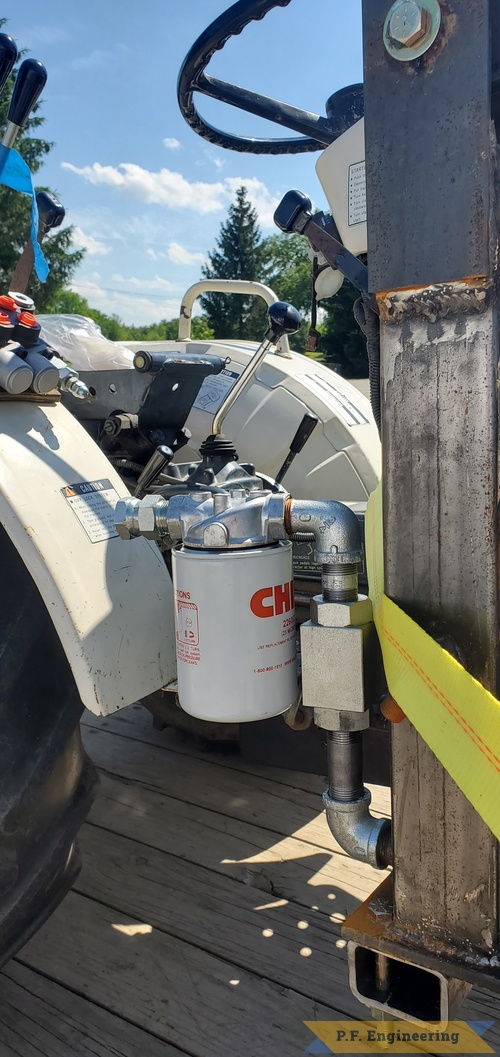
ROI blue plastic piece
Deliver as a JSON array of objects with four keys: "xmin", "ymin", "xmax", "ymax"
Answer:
[{"xmin": 0, "ymin": 144, "xmax": 49, "ymax": 282}]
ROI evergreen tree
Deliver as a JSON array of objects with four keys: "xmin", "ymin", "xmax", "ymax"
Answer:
[
  {"xmin": 200, "ymin": 187, "xmax": 266, "ymax": 340},
  {"xmin": 0, "ymin": 25, "xmax": 84, "ymax": 309}
]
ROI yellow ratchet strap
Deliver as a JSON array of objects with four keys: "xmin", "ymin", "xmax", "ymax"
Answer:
[{"xmin": 366, "ymin": 482, "xmax": 500, "ymax": 840}]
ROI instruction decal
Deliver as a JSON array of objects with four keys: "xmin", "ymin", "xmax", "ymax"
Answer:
[
  {"xmin": 176, "ymin": 599, "xmax": 200, "ymax": 665},
  {"xmin": 193, "ymin": 368, "xmax": 239, "ymax": 414},
  {"xmin": 61, "ymin": 479, "xmax": 120, "ymax": 544},
  {"xmin": 348, "ymin": 160, "xmax": 367, "ymax": 226}
]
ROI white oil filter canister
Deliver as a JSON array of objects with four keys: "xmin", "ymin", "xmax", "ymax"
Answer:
[{"xmin": 172, "ymin": 541, "xmax": 298, "ymax": 722}]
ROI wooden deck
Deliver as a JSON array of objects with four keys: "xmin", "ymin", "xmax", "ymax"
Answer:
[{"xmin": 0, "ymin": 703, "xmax": 498, "ymax": 1056}]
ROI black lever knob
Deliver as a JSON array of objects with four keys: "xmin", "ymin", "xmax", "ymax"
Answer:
[
  {"xmin": 274, "ymin": 412, "xmax": 319, "ymax": 486},
  {"xmin": 36, "ymin": 191, "xmax": 65, "ymax": 234},
  {"xmin": 0, "ymin": 35, "xmax": 18, "ymax": 96},
  {"xmin": 267, "ymin": 301, "xmax": 302, "ymax": 341},
  {"xmin": 8, "ymin": 58, "xmax": 47, "ymax": 128},
  {"xmin": 289, "ymin": 412, "xmax": 319, "ymax": 454},
  {"xmin": 135, "ymin": 445, "xmax": 174, "ymax": 499},
  {"xmin": 273, "ymin": 190, "xmax": 312, "ymax": 234}
]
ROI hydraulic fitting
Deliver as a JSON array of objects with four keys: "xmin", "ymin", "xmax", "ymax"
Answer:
[
  {"xmin": 311, "ymin": 594, "xmax": 372, "ymax": 627},
  {"xmin": 284, "ymin": 497, "xmax": 363, "ymax": 567},
  {"xmin": 300, "ymin": 594, "xmax": 373, "ymax": 725},
  {"xmin": 323, "ymin": 787, "xmax": 392, "ymax": 869},
  {"xmin": 49, "ymin": 353, "xmax": 90, "ymax": 399},
  {"xmin": 115, "ymin": 490, "xmax": 287, "ymax": 549},
  {"xmin": 293, "ymin": 510, "xmax": 392, "ymax": 868},
  {"xmin": 300, "ymin": 619, "xmax": 373, "ymax": 722},
  {"xmin": 324, "ymin": 731, "xmax": 392, "ymax": 868}
]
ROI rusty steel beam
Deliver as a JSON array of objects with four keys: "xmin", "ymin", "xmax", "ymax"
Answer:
[{"xmin": 344, "ymin": 0, "xmax": 500, "ymax": 1009}]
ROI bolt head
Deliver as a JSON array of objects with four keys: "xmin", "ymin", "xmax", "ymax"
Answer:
[
  {"xmin": 115, "ymin": 497, "xmax": 140, "ymax": 540},
  {"xmin": 136, "ymin": 494, "xmax": 165, "ymax": 539},
  {"xmin": 369, "ymin": 897, "xmax": 392, "ymax": 921},
  {"xmin": 388, "ymin": 1, "xmax": 430, "ymax": 48}
]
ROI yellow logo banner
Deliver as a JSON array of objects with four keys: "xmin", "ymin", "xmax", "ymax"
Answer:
[{"xmin": 304, "ymin": 1020, "xmax": 494, "ymax": 1054}]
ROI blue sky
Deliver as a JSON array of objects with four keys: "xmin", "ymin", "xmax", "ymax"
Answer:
[{"xmin": 5, "ymin": 1, "xmax": 363, "ymax": 324}]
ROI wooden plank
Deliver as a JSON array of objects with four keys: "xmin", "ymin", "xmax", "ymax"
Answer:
[
  {"xmin": 82, "ymin": 722, "xmax": 389, "ymax": 860},
  {"xmin": 5, "ymin": 881, "xmax": 498, "ymax": 1057},
  {"xmin": 81, "ymin": 703, "xmax": 329, "ymax": 796},
  {"xmin": 17, "ymin": 890, "xmax": 349, "ymax": 1057},
  {"xmin": 74, "ymin": 821, "xmax": 359, "ymax": 1012},
  {"xmin": 82, "ymin": 704, "xmax": 391, "ymax": 815},
  {"xmin": 461, "ymin": 987, "xmax": 500, "ymax": 1049},
  {"xmin": 90, "ymin": 771, "xmax": 386, "ymax": 914},
  {"xmin": 0, "ymin": 961, "xmax": 182, "ymax": 1057}
]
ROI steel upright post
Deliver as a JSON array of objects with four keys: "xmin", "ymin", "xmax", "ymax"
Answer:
[{"xmin": 344, "ymin": 0, "xmax": 500, "ymax": 1009}]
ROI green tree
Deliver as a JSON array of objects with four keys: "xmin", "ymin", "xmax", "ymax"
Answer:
[
  {"xmin": 200, "ymin": 187, "xmax": 266, "ymax": 340},
  {"xmin": 49, "ymin": 289, "xmax": 129, "ymax": 341},
  {"xmin": 261, "ymin": 233, "xmax": 312, "ymax": 313},
  {"xmin": 49, "ymin": 288, "xmax": 214, "ymax": 343},
  {"xmin": 0, "ymin": 27, "xmax": 84, "ymax": 309},
  {"xmin": 260, "ymin": 232, "xmax": 313, "ymax": 350},
  {"xmin": 260, "ymin": 230, "xmax": 368, "ymax": 374},
  {"xmin": 30, "ymin": 227, "xmax": 85, "ymax": 313},
  {"xmin": 127, "ymin": 316, "xmax": 214, "ymax": 342},
  {"xmin": 319, "ymin": 283, "xmax": 368, "ymax": 378}
]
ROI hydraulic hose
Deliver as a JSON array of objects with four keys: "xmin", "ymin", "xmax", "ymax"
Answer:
[{"xmin": 354, "ymin": 295, "xmax": 381, "ymax": 435}]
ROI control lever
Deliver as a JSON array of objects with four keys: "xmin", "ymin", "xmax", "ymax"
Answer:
[
  {"xmin": 274, "ymin": 412, "xmax": 319, "ymax": 486},
  {"xmin": 135, "ymin": 445, "xmax": 174, "ymax": 499},
  {"xmin": 274, "ymin": 190, "xmax": 372, "ymax": 302},
  {"xmin": 10, "ymin": 191, "xmax": 65, "ymax": 294},
  {"xmin": 0, "ymin": 35, "xmax": 18, "ymax": 96},
  {"xmin": 212, "ymin": 301, "xmax": 302, "ymax": 436},
  {"xmin": 35, "ymin": 190, "xmax": 66, "ymax": 236},
  {"xmin": 2, "ymin": 58, "xmax": 47, "ymax": 149}
]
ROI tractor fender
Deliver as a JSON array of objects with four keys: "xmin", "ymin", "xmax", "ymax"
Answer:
[{"xmin": 0, "ymin": 398, "xmax": 176, "ymax": 715}]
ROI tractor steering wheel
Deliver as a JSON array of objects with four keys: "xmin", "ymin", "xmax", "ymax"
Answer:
[{"xmin": 177, "ymin": 0, "xmax": 363, "ymax": 155}]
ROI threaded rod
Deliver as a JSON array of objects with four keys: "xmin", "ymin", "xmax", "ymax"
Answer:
[
  {"xmin": 327, "ymin": 731, "xmax": 364, "ymax": 802},
  {"xmin": 321, "ymin": 562, "xmax": 358, "ymax": 602}
]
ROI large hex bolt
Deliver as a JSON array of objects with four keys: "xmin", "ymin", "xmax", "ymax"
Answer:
[
  {"xmin": 384, "ymin": 0, "xmax": 441, "ymax": 60},
  {"xmin": 389, "ymin": 1, "xmax": 428, "ymax": 46}
]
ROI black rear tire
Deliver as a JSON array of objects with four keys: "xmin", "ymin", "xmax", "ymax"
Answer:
[{"xmin": 0, "ymin": 524, "xmax": 97, "ymax": 965}]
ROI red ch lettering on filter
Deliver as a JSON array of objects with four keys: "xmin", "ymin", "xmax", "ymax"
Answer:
[{"xmin": 250, "ymin": 581, "xmax": 295, "ymax": 618}]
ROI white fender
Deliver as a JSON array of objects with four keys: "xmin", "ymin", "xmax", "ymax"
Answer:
[{"xmin": 0, "ymin": 399, "xmax": 176, "ymax": 714}]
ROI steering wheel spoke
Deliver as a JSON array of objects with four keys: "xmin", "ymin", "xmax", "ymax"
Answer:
[
  {"xmin": 198, "ymin": 75, "xmax": 337, "ymax": 146},
  {"xmin": 177, "ymin": 0, "xmax": 351, "ymax": 155}
]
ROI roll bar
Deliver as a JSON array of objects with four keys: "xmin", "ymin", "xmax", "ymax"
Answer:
[{"xmin": 178, "ymin": 279, "xmax": 292, "ymax": 356}]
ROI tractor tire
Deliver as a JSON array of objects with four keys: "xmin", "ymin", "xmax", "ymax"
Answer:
[{"xmin": 0, "ymin": 524, "xmax": 97, "ymax": 967}]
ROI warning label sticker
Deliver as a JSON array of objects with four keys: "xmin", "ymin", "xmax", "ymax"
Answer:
[
  {"xmin": 348, "ymin": 160, "xmax": 367, "ymax": 226},
  {"xmin": 176, "ymin": 600, "xmax": 201, "ymax": 665},
  {"xmin": 193, "ymin": 368, "xmax": 239, "ymax": 414},
  {"xmin": 61, "ymin": 479, "xmax": 120, "ymax": 544}
]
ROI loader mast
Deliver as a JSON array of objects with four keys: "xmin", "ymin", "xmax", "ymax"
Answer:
[{"xmin": 343, "ymin": 0, "xmax": 500, "ymax": 1015}]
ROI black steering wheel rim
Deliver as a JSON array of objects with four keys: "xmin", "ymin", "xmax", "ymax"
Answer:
[{"xmin": 177, "ymin": 0, "xmax": 347, "ymax": 155}]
